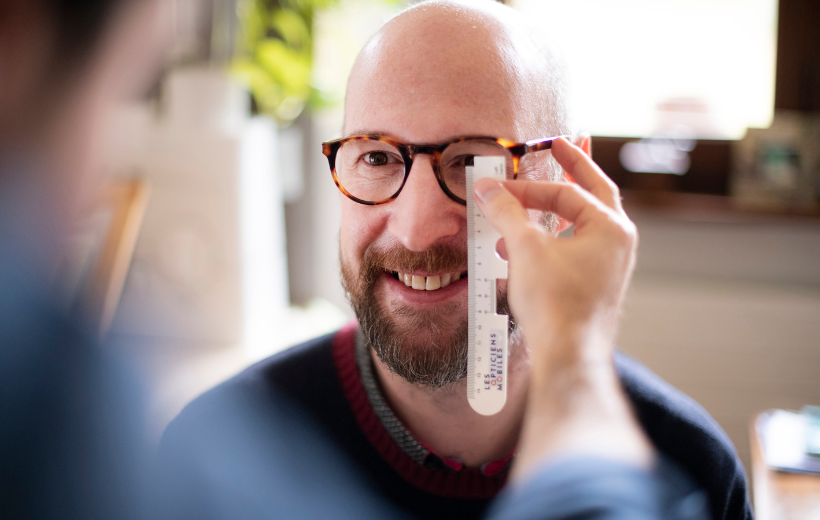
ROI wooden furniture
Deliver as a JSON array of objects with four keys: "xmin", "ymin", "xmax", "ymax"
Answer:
[
  {"xmin": 83, "ymin": 178, "xmax": 150, "ymax": 339},
  {"xmin": 750, "ymin": 412, "xmax": 820, "ymax": 519}
]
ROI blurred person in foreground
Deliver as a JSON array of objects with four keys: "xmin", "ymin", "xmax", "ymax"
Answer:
[
  {"xmin": 0, "ymin": 0, "xmax": 406, "ymax": 520},
  {"xmin": 0, "ymin": 0, "xmax": 408, "ymax": 518},
  {"xmin": 0, "ymin": 0, "xmax": 391, "ymax": 518},
  {"xmin": 0, "ymin": 0, "xmax": 168, "ymax": 517},
  {"xmin": 0, "ymin": 0, "xmax": 710, "ymax": 518},
  {"xmin": 157, "ymin": 1, "xmax": 743, "ymax": 520}
]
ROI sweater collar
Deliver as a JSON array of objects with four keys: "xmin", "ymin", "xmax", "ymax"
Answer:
[{"xmin": 332, "ymin": 320, "xmax": 512, "ymax": 499}]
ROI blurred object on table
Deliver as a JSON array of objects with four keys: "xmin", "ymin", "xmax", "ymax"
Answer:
[
  {"xmin": 750, "ymin": 409, "xmax": 820, "ymax": 520},
  {"xmin": 756, "ymin": 409, "xmax": 820, "ymax": 474},
  {"xmin": 805, "ymin": 406, "xmax": 820, "ymax": 457},
  {"xmin": 731, "ymin": 111, "xmax": 820, "ymax": 213}
]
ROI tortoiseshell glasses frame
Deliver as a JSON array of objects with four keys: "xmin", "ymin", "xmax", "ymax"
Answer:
[{"xmin": 321, "ymin": 135, "xmax": 565, "ymax": 206}]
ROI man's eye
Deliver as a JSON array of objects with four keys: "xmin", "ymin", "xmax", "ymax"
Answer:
[
  {"xmin": 448, "ymin": 154, "xmax": 475, "ymax": 168},
  {"xmin": 364, "ymin": 152, "xmax": 390, "ymax": 166}
]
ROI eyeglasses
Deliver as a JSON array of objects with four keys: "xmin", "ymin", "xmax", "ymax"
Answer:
[{"xmin": 321, "ymin": 135, "xmax": 564, "ymax": 206}]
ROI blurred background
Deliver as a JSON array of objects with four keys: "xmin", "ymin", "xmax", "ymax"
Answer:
[{"xmin": 76, "ymin": 0, "xmax": 819, "ymax": 514}]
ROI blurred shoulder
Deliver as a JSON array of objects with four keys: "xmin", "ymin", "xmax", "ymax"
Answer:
[
  {"xmin": 615, "ymin": 352, "xmax": 752, "ymax": 520},
  {"xmin": 615, "ymin": 352, "xmax": 730, "ymax": 441},
  {"xmin": 159, "ymin": 330, "xmax": 339, "ymax": 444}
]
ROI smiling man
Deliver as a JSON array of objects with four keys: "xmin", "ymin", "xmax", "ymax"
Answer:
[{"xmin": 158, "ymin": 1, "xmax": 752, "ymax": 519}]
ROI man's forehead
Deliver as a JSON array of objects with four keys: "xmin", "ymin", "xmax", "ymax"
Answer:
[
  {"xmin": 344, "ymin": 14, "xmax": 526, "ymax": 141},
  {"xmin": 343, "ymin": 86, "xmax": 520, "ymax": 144}
]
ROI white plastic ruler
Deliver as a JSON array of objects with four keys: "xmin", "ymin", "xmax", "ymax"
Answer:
[{"xmin": 466, "ymin": 156, "xmax": 509, "ymax": 416}]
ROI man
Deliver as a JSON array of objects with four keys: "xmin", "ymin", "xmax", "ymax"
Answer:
[
  {"xmin": 0, "ymin": 0, "xmax": 707, "ymax": 517},
  {"xmin": 158, "ymin": 1, "xmax": 749, "ymax": 519}
]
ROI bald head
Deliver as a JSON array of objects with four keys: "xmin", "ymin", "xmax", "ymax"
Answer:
[{"xmin": 345, "ymin": 0, "xmax": 569, "ymax": 160}]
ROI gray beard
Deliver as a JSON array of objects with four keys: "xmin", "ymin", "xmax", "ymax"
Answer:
[{"xmin": 341, "ymin": 243, "xmax": 515, "ymax": 389}]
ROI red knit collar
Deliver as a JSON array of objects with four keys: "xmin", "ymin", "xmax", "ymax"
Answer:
[{"xmin": 331, "ymin": 321, "xmax": 509, "ymax": 499}]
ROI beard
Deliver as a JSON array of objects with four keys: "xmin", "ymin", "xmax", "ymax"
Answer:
[{"xmin": 341, "ymin": 242, "xmax": 515, "ymax": 389}]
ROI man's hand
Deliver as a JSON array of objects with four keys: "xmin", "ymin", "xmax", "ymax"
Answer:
[{"xmin": 473, "ymin": 137, "xmax": 653, "ymax": 482}]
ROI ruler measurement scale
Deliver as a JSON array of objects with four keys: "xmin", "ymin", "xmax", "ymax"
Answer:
[{"xmin": 466, "ymin": 156, "xmax": 509, "ymax": 416}]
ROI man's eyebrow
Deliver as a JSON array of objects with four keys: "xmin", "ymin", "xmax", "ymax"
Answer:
[
  {"xmin": 342, "ymin": 129, "xmax": 391, "ymax": 139},
  {"xmin": 340, "ymin": 131, "xmax": 478, "ymax": 145}
]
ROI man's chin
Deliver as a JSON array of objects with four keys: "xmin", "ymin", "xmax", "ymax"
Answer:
[
  {"xmin": 341, "ymin": 244, "xmax": 471, "ymax": 388},
  {"xmin": 380, "ymin": 324, "xmax": 464, "ymax": 355},
  {"xmin": 389, "ymin": 301, "xmax": 462, "ymax": 331},
  {"xmin": 362, "ymin": 307, "xmax": 469, "ymax": 388}
]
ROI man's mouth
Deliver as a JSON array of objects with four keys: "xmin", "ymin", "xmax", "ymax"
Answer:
[{"xmin": 389, "ymin": 270, "xmax": 467, "ymax": 291}]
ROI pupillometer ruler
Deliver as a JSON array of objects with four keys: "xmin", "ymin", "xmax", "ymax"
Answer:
[{"xmin": 466, "ymin": 156, "xmax": 509, "ymax": 416}]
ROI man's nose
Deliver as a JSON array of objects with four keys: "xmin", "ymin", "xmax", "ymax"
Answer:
[{"xmin": 387, "ymin": 155, "xmax": 462, "ymax": 252}]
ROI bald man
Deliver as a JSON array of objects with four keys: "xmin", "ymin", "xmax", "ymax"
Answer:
[{"xmin": 158, "ymin": 2, "xmax": 750, "ymax": 519}]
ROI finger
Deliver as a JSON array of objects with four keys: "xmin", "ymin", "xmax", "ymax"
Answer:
[
  {"xmin": 498, "ymin": 180, "xmax": 612, "ymax": 230},
  {"xmin": 473, "ymin": 179, "xmax": 556, "ymax": 274},
  {"xmin": 473, "ymin": 178, "xmax": 544, "ymax": 246},
  {"xmin": 552, "ymin": 137, "xmax": 622, "ymax": 211}
]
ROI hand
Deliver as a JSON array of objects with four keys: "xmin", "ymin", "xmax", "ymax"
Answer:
[
  {"xmin": 474, "ymin": 137, "xmax": 636, "ymax": 380},
  {"xmin": 473, "ymin": 137, "xmax": 652, "ymax": 480}
]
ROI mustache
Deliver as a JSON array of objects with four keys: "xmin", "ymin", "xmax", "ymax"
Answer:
[{"xmin": 361, "ymin": 243, "xmax": 467, "ymax": 276}]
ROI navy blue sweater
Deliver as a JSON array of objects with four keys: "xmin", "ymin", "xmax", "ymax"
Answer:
[{"xmin": 157, "ymin": 322, "xmax": 751, "ymax": 520}]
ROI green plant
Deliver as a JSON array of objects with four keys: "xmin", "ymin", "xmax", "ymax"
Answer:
[{"xmin": 232, "ymin": 0, "xmax": 339, "ymax": 124}]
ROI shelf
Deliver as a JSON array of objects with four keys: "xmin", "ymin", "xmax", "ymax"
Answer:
[{"xmin": 621, "ymin": 190, "xmax": 820, "ymax": 224}]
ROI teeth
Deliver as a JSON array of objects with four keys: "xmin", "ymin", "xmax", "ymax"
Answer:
[{"xmin": 397, "ymin": 271, "xmax": 463, "ymax": 291}]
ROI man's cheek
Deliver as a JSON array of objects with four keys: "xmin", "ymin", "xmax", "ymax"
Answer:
[
  {"xmin": 340, "ymin": 203, "xmax": 386, "ymax": 258},
  {"xmin": 339, "ymin": 216, "xmax": 366, "ymax": 272},
  {"xmin": 339, "ymin": 229, "xmax": 356, "ymax": 270}
]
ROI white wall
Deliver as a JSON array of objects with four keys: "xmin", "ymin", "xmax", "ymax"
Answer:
[{"xmin": 618, "ymin": 209, "xmax": 820, "ymax": 479}]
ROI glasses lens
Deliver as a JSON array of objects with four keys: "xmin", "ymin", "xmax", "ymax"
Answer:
[
  {"xmin": 335, "ymin": 139, "xmax": 406, "ymax": 203},
  {"xmin": 439, "ymin": 140, "xmax": 515, "ymax": 200}
]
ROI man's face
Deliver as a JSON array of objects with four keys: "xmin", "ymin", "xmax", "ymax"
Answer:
[{"xmin": 340, "ymin": 26, "xmax": 523, "ymax": 387}]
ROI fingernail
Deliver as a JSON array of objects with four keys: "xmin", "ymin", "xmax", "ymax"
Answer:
[{"xmin": 474, "ymin": 179, "xmax": 502, "ymax": 203}]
